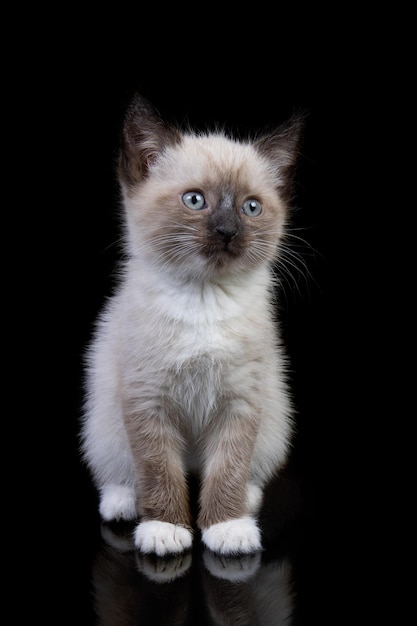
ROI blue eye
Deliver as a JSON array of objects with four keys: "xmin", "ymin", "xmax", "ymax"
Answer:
[
  {"xmin": 182, "ymin": 191, "xmax": 206, "ymax": 210},
  {"xmin": 242, "ymin": 198, "xmax": 262, "ymax": 217}
]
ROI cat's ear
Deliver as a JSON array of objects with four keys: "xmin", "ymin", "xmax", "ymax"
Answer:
[
  {"xmin": 117, "ymin": 93, "xmax": 181, "ymax": 190},
  {"xmin": 254, "ymin": 112, "xmax": 306, "ymax": 202}
]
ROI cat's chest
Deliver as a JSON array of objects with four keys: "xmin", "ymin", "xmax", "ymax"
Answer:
[
  {"xmin": 120, "ymin": 276, "xmax": 269, "ymax": 363},
  {"xmin": 134, "ymin": 305, "xmax": 245, "ymax": 362}
]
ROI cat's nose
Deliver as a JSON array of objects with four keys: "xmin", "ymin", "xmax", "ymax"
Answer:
[{"xmin": 215, "ymin": 225, "xmax": 238, "ymax": 242}]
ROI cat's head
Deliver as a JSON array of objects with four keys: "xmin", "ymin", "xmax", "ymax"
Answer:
[{"xmin": 117, "ymin": 93, "xmax": 304, "ymax": 282}]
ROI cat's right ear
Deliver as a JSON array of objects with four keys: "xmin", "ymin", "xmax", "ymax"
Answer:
[{"xmin": 117, "ymin": 93, "xmax": 181, "ymax": 190}]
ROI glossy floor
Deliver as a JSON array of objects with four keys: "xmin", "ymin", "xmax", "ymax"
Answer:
[{"xmin": 62, "ymin": 457, "xmax": 351, "ymax": 625}]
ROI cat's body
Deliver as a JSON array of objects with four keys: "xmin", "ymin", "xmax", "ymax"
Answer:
[{"xmin": 80, "ymin": 94, "xmax": 304, "ymax": 556}]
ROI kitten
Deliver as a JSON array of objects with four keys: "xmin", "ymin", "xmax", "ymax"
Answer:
[{"xmin": 80, "ymin": 93, "xmax": 304, "ymax": 557}]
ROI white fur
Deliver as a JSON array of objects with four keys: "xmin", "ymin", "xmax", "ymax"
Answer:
[
  {"xmin": 201, "ymin": 516, "xmax": 262, "ymax": 555},
  {"xmin": 99, "ymin": 485, "xmax": 137, "ymax": 521},
  {"xmin": 134, "ymin": 521, "xmax": 193, "ymax": 556},
  {"xmin": 246, "ymin": 483, "xmax": 264, "ymax": 514}
]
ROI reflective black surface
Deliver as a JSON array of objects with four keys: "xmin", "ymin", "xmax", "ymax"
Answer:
[
  {"xmin": 88, "ymin": 474, "xmax": 304, "ymax": 624},
  {"xmin": 66, "ymin": 457, "xmax": 329, "ymax": 624}
]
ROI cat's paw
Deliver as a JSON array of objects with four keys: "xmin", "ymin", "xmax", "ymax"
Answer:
[
  {"xmin": 99, "ymin": 485, "xmax": 137, "ymax": 521},
  {"xmin": 134, "ymin": 521, "xmax": 193, "ymax": 557},
  {"xmin": 201, "ymin": 516, "xmax": 262, "ymax": 555}
]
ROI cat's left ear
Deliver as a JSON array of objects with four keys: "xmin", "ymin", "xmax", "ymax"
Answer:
[{"xmin": 254, "ymin": 112, "xmax": 306, "ymax": 202}]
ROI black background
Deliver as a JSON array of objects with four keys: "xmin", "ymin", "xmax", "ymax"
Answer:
[{"xmin": 28, "ymin": 16, "xmax": 406, "ymax": 623}]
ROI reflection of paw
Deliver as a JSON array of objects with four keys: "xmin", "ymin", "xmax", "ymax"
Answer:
[
  {"xmin": 134, "ymin": 521, "xmax": 193, "ymax": 556},
  {"xmin": 99, "ymin": 485, "xmax": 137, "ymax": 521},
  {"xmin": 203, "ymin": 548, "xmax": 261, "ymax": 582},
  {"xmin": 201, "ymin": 516, "xmax": 262, "ymax": 555},
  {"xmin": 136, "ymin": 551, "xmax": 192, "ymax": 583},
  {"xmin": 100, "ymin": 521, "xmax": 135, "ymax": 553}
]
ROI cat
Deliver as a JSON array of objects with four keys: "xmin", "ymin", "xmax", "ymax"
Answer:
[{"xmin": 80, "ymin": 92, "xmax": 304, "ymax": 557}]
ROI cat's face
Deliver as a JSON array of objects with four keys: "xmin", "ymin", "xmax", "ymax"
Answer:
[
  {"xmin": 122, "ymin": 134, "xmax": 291, "ymax": 281},
  {"xmin": 118, "ymin": 95, "xmax": 303, "ymax": 281}
]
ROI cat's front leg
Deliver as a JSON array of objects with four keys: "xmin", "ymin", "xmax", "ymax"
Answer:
[
  {"xmin": 198, "ymin": 415, "xmax": 262, "ymax": 556},
  {"xmin": 125, "ymin": 414, "xmax": 193, "ymax": 556}
]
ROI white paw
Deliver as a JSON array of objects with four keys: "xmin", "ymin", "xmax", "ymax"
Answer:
[
  {"xmin": 134, "ymin": 521, "xmax": 193, "ymax": 556},
  {"xmin": 201, "ymin": 516, "xmax": 262, "ymax": 555},
  {"xmin": 136, "ymin": 551, "xmax": 192, "ymax": 583},
  {"xmin": 99, "ymin": 485, "xmax": 137, "ymax": 521},
  {"xmin": 202, "ymin": 548, "xmax": 261, "ymax": 582}
]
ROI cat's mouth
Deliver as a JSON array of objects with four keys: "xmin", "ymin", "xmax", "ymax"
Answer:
[
  {"xmin": 211, "ymin": 226, "xmax": 242, "ymax": 251},
  {"xmin": 202, "ymin": 237, "xmax": 244, "ymax": 269}
]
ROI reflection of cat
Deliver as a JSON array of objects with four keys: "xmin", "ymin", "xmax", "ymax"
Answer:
[
  {"xmin": 92, "ymin": 539, "xmax": 192, "ymax": 625},
  {"xmin": 80, "ymin": 93, "xmax": 304, "ymax": 557},
  {"xmin": 202, "ymin": 553, "xmax": 295, "ymax": 626},
  {"xmin": 92, "ymin": 526, "xmax": 295, "ymax": 625}
]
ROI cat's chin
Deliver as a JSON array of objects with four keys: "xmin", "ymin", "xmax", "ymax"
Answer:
[{"xmin": 201, "ymin": 516, "xmax": 262, "ymax": 555}]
